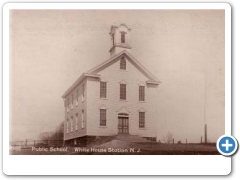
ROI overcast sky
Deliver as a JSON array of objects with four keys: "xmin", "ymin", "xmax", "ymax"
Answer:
[{"xmin": 10, "ymin": 10, "xmax": 225, "ymax": 143}]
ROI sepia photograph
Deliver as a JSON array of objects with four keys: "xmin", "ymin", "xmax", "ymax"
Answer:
[{"xmin": 9, "ymin": 9, "xmax": 225, "ymax": 155}]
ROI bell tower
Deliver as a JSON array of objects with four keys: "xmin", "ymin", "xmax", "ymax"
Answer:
[{"xmin": 109, "ymin": 24, "xmax": 132, "ymax": 57}]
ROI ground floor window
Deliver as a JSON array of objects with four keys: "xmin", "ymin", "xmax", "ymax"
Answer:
[
  {"xmin": 75, "ymin": 113, "xmax": 78, "ymax": 131},
  {"xmin": 66, "ymin": 119, "xmax": 69, "ymax": 134},
  {"xmin": 139, "ymin": 112, "xmax": 145, "ymax": 128},
  {"xmin": 100, "ymin": 109, "xmax": 106, "ymax": 126},
  {"xmin": 81, "ymin": 110, "xmax": 85, "ymax": 129},
  {"xmin": 71, "ymin": 116, "xmax": 73, "ymax": 132}
]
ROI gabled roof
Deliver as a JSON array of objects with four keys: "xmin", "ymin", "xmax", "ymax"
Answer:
[
  {"xmin": 62, "ymin": 73, "xmax": 100, "ymax": 98},
  {"xmin": 62, "ymin": 50, "xmax": 160, "ymax": 98},
  {"xmin": 87, "ymin": 50, "xmax": 160, "ymax": 82}
]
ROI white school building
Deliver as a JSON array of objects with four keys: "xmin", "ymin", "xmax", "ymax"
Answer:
[{"xmin": 62, "ymin": 24, "xmax": 160, "ymax": 145}]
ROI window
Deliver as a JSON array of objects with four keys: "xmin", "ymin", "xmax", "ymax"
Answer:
[
  {"xmin": 120, "ymin": 84, "xmax": 126, "ymax": 100},
  {"xmin": 121, "ymin": 32, "xmax": 126, "ymax": 43},
  {"xmin": 82, "ymin": 84, "xmax": 85, "ymax": 102},
  {"xmin": 68, "ymin": 98, "xmax": 70, "ymax": 111},
  {"xmin": 120, "ymin": 58, "xmax": 126, "ymax": 70},
  {"xmin": 71, "ymin": 94, "xmax": 74, "ymax": 109},
  {"xmin": 66, "ymin": 98, "xmax": 69, "ymax": 112},
  {"xmin": 76, "ymin": 90, "xmax": 79, "ymax": 106},
  {"xmin": 66, "ymin": 119, "xmax": 69, "ymax": 134},
  {"xmin": 139, "ymin": 112, "xmax": 145, "ymax": 128},
  {"xmin": 71, "ymin": 116, "xmax": 73, "ymax": 132},
  {"xmin": 139, "ymin": 86, "xmax": 145, "ymax": 101},
  {"xmin": 81, "ymin": 110, "xmax": 85, "ymax": 129},
  {"xmin": 112, "ymin": 34, "xmax": 115, "ymax": 46},
  {"xmin": 75, "ymin": 114, "xmax": 78, "ymax": 131},
  {"xmin": 100, "ymin": 109, "xmax": 106, "ymax": 126},
  {"xmin": 100, "ymin": 82, "xmax": 107, "ymax": 98}
]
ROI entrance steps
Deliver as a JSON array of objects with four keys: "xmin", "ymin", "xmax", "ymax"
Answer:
[
  {"xmin": 115, "ymin": 134, "xmax": 153, "ymax": 143},
  {"xmin": 94, "ymin": 135, "xmax": 155, "ymax": 149}
]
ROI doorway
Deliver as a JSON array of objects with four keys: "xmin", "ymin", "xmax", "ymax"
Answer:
[{"xmin": 118, "ymin": 113, "xmax": 129, "ymax": 134}]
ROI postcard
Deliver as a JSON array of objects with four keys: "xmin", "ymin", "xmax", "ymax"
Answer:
[{"xmin": 3, "ymin": 3, "xmax": 232, "ymax": 175}]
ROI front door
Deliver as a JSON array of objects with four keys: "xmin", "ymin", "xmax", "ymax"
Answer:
[{"xmin": 118, "ymin": 117, "xmax": 129, "ymax": 134}]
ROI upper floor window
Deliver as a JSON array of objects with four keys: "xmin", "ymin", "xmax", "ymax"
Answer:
[
  {"xmin": 100, "ymin": 109, "xmax": 107, "ymax": 126},
  {"xmin": 100, "ymin": 82, "xmax": 107, "ymax": 98},
  {"xmin": 120, "ymin": 58, "xmax": 126, "ymax": 70},
  {"xmin": 139, "ymin": 112, "xmax": 145, "ymax": 128},
  {"xmin": 121, "ymin": 32, "xmax": 126, "ymax": 43},
  {"xmin": 112, "ymin": 33, "xmax": 115, "ymax": 46},
  {"xmin": 139, "ymin": 86, "xmax": 145, "ymax": 101},
  {"xmin": 66, "ymin": 98, "xmax": 69, "ymax": 112},
  {"xmin": 71, "ymin": 94, "xmax": 74, "ymax": 109},
  {"xmin": 120, "ymin": 84, "xmax": 126, "ymax": 100},
  {"xmin": 76, "ymin": 90, "xmax": 79, "ymax": 106},
  {"xmin": 82, "ymin": 84, "xmax": 85, "ymax": 102}
]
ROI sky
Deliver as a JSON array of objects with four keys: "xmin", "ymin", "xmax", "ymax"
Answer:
[{"xmin": 9, "ymin": 10, "xmax": 225, "ymax": 143}]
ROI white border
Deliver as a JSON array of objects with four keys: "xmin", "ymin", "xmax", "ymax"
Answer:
[{"xmin": 3, "ymin": 3, "xmax": 231, "ymax": 175}]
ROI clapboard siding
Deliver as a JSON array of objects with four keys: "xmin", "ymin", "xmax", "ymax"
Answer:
[
  {"xmin": 86, "ymin": 56, "xmax": 157, "ymax": 137},
  {"xmin": 64, "ymin": 79, "xmax": 87, "ymax": 141}
]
